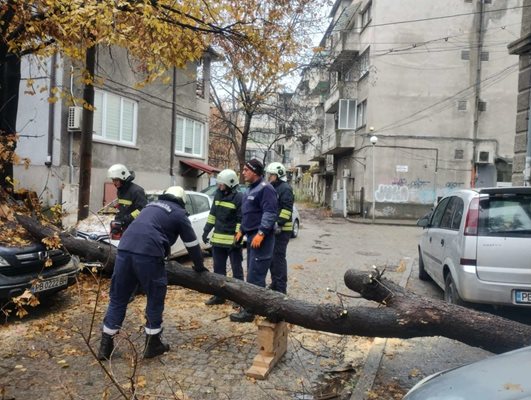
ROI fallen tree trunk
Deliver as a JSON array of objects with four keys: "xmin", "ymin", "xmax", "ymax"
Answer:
[
  {"xmin": 166, "ymin": 262, "xmax": 531, "ymax": 354},
  {"xmin": 16, "ymin": 214, "xmax": 531, "ymax": 353},
  {"xmin": 16, "ymin": 214, "xmax": 115, "ymax": 273}
]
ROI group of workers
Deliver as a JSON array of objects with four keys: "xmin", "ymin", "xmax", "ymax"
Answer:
[{"xmin": 97, "ymin": 158, "xmax": 294, "ymax": 360}]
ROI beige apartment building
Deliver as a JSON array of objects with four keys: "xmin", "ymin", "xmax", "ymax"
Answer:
[{"xmin": 287, "ymin": 0, "xmax": 523, "ymax": 218}]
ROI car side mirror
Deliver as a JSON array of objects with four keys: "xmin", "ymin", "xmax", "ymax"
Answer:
[{"xmin": 417, "ymin": 215, "xmax": 430, "ymax": 228}]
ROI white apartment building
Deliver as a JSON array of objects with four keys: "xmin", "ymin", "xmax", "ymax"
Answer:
[{"xmin": 287, "ymin": 0, "xmax": 523, "ymax": 218}]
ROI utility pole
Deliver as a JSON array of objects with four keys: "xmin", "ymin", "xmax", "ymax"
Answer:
[{"xmin": 77, "ymin": 45, "xmax": 96, "ymax": 221}]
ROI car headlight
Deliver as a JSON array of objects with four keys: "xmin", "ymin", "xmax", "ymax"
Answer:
[{"xmin": 0, "ymin": 256, "xmax": 11, "ymax": 267}]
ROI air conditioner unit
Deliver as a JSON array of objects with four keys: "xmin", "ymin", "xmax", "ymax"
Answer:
[
  {"xmin": 342, "ymin": 168, "xmax": 351, "ymax": 178},
  {"xmin": 476, "ymin": 151, "xmax": 493, "ymax": 164},
  {"xmin": 67, "ymin": 106, "xmax": 83, "ymax": 131}
]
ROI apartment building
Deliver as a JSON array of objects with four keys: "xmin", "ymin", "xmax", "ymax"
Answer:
[
  {"xmin": 14, "ymin": 47, "xmax": 219, "ymax": 223},
  {"xmin": 288, "ymin": 0, "xmax": 523, "ymax": 218}
]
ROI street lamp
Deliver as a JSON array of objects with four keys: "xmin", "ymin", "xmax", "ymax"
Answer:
[{"xmin": 370, "ymin": 135, "xmax": 378, "ymax": 223}]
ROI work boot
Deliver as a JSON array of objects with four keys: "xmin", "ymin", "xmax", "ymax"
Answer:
[
  {"xmin": 229, "ymin": 308, "xmax": 255, "ymax": 323},
  {"xmin": 205, "ymin": 295, "xmax": 225, "ymax": 305},
  {"xmin": 97, "ymin": 333, "xmax": 114, "ymax": 361},
  {"xmin": 143, "ymin": 330, "xmax": 170, "ymax": 359}
]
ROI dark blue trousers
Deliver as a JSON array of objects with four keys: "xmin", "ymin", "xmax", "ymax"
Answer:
[
  {"xmin": 103, "ymin": 250, "xmax": 167, "ymax": 331},
  {"xmin": 212, "ymin": 246, "xmax": 244, "ymax": 280},
  {"xmin": 246, "ymin": 232, "xmax": 275, "ymax": 288},
  {"xmin": 270, "ymin": 231, "xmax": 290, "ymax": 294}
]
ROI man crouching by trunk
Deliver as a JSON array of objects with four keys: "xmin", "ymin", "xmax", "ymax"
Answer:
[{"xmin": 98, "ymin": 186, "xmax": 208, "ymax": 360}]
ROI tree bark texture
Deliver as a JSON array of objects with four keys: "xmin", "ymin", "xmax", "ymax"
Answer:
[{"xmin": 15, "ymin": 214, "xmax": 531, "ymax": 354}]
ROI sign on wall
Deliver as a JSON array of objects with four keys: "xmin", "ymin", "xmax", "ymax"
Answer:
[{"xmin": 396, "ymin": 165, "xmax": 409, "ymax": 173}]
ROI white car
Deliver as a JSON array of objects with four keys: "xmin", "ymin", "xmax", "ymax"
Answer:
[{"xmin": 75, "ymin": 190, "xmax": 213, "ymax": 258}]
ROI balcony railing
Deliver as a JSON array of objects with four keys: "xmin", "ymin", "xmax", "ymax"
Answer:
[
  {"xmin": 321, "ymin": 131, "xmax": 355, "ymax": 155},
  {"xmin": 329, "ymin": 30, "xmax": 360, "ymax": 72}
]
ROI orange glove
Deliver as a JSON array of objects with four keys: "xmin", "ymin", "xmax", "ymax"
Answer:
[
  {"xmin": 234, "ymin": 231, "xmax": 243, "ymax": 243},
  {"xmin": 251, "ymin": 233, "xmax": 265, "ymax": 248}
]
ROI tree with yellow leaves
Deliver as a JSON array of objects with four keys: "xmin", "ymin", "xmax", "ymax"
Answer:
[{"xmin": 0, "ymin": 0, "xmax": 320, "ymax": 197}]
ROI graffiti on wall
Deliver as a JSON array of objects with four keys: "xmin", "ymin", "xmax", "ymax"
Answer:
[{"xmin": 375, "ymin": 177, "xmax": 435, "ymax": 204}]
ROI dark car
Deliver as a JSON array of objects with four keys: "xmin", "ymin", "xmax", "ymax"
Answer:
[{"xmin": 0, "ymin": 242, "xmax": 78, "ymax": 300}]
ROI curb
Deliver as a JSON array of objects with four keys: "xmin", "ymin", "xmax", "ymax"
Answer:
[
  {"xmin": 345, "ymin": 217, "xmax": 418, "ymax": 227},
  {"xmin": 349, "ymin": 257, "xmax": 414, "ymax": 400}
]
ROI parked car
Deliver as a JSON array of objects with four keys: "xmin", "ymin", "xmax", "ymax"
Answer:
[
  {"xmin": 404, "ymin": 345, "xmax": 531, "ymax": 399},
  {"xmin": 75, "ymin": 190, "xmax": 213, "ymax": 258},
  {"xmin": 200, "ymin": 184, "xmax": 301, "ymax": 238},
  {"xmin": 417, "ymin": 186, "xmax": 531, "ymax": 307},
  {"xmin": 0, "ymin": 242, "xmax": 78, "ymax": 300}
]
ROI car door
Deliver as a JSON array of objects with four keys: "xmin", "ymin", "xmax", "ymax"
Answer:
[
  {"xmin": 438, "ymin": 196, "xmax": 464, "ymax": 279},
  {"xmin": 186, "ymin": 193, "xmax": 212, "ymax": 241},
  {"xmin": 421, "ymin": 196, "xmax": 452, "ymax": 288}
]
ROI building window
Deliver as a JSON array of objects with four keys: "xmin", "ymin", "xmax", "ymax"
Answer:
[
  {"xmin": 461, "ymin": 50, "xmax": 470, "ymax": 60},
  {"xmin": 93, "ymin": 90, "xmax": 138, "ymax": 145},
  {"xmin": 478, "ymin": 101, "xmax": 487, "ymax": 112},
  {"xmin": 356, "ymin": 100, "xmax": 367, "ymax": 128},
  {"xmin": 359, "ymin": 48, "xmax": 370, "ymax": 79},
  {"xmin": 338, "ymin": 99, "xmax": 357, "ymax": 130},
  {"xmin": 175, "ymin": 116, "xmax": 204, "ymax": 157},
  {"xmin": 480, "ymin": 51, "xmax": 489, "ymax": 61},
  {"xmin": 361, "ymin": 2, "xmax": 372, "ymax": 29},
  {"xmin": 457, "ymin": 100, "xmax": 468, "ymax": 111},
  {"xmin": 454, "ymin": 149, "xmax": 464, "ymax": 159}
]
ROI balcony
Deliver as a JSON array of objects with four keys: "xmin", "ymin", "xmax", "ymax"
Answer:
[
  {"xmin": 322, "ymin": 130, "xmax": 355, "ymax": 156},
  {"xmin": 329, "ymin": 30, "xmax": 360, "ymax": 72},
  {"xmin": 324, "ymin": 81, "xmax": 357, "ymax": 114}
]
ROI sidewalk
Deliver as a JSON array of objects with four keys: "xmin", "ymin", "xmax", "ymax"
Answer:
[{"xmin": 346, "ymin": 216, "xmax": 418, "ymax": 227}]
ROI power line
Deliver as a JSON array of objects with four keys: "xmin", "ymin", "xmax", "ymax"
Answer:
[{"xmin": 353, "ymin": 4, "xmax": 530, "ymax": 31}]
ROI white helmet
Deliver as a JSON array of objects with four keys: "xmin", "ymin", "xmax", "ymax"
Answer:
[
  {"xmin": 216, "ymin": 169, "xmax": 238, "ymax": 188},
  {"xmin": 107, "ymin": 164, "xmax": 131, "ymax": 181},
  {"xmin": 266, "ymin": 162, "xmax": 287, "ymax": 182},
  {"xmin": 163, "ymin": 186, "xmax": 186, "ymax": 203}
]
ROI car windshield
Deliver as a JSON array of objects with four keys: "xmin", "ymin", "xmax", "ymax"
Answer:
[{"xmin": 479, "ymin": 194, "xmax": 531, "ymax": 235}]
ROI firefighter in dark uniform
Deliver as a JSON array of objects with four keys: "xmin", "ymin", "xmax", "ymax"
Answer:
[
  {"xmin": 230, "ymin": 159, "xmax": 278, "ymax": 323},
  {"xmin": 97, "ymin": 186, "xmax": 208, "ymax": 361},
  {"xmin": 202, "ymin": 169, "xmax": 244, "ymax": 305},
  {"xmin": 107, "ymin": 163, "xmax": 147, "ymax": 231},
  {"xmin": 266, "ymin": 162, "xmax": 294, "ymax": 295}
]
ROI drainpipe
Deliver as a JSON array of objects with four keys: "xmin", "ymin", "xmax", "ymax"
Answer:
[
  {"xmin": 525, "ymin": 54, "xmax": 531, "ymax": 185},
  {"xmin": 169, "ymin": 67, "xmax": 177, "ymax": 186},
  {"xmin": 471, "ymin": 0, "xmax": 485, "ymax": 187},
  {"xmin": 68, "ymin": 65, "xmax": 75, "ymax": 184},
  {"xmin": 342, "ymin": 175, "xmax": 347, "ymax": 218},
  {"xmin": 46, "ymin": 53, "xmax": 57, "ymax": 168}
]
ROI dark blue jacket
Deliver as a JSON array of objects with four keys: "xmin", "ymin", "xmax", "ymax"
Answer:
[
  {"xmin": 119, "ymin": 198, "xmax": 203, "ymax": 266},
  {"xmin": 241, "ymin": 178, "xmax": 278, "ymax": 234}
]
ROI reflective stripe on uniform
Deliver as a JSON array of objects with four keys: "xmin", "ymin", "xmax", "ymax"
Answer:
[
  {"xmin": 279, "ymin": 209, "xmax": 292, "ymax": 220},
  {"xmin": 235, "ymin": 223, "xmax": 241, "ymax": 233},
  {"xmin": 131, "ymin": 209, "xmax": 141, "ymax": 218},
  {"xmin": 211, "ymin": 232, "xmax": 235, "ymax": 245},
  {"xmin": 215, "ymin": 200, "xmax": 236, "ymax": 209},
  {"xmin": 207, "ymin": 214, "xmax": 216, "ymax": 224},
  {"xmin": 282, "ymin": 221, "xmax": 293, "ymax": 231},
  {"xmin": 118, "ymin": 199, "xmax": 133, "ymax": 205},
  {"xmin": 183, "ymin": 239, "xmax": 199, "ymax": 247}
]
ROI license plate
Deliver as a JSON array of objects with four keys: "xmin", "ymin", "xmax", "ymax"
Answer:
[
  {"xmin": 31, "ymin": 275, "xmax": 68, "ymax": 294},
  {"xmin": 514, "ymin": 290, "xmax": 531, "ymax": 304}
]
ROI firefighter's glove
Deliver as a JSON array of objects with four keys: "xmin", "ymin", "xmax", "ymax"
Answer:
[
  {"xmin": 122, "ymin": 214, "xmax": 134, "ymax": 227},
  {"xmin": 234, "ymin": 231, "xmax": 243, "ymax": 244},
  {"xmin": 251, "ymin": 232, "xmax": 265, "ymax": 249},
  {"xmin": 202, "ymin": 231, "xmax": 210, "ymax": 244},
  {"xmin": 274, "ymin": 223, "xmax": 282, "ymax": 235},
  {"xmin": 193, "ymin": 262, "xmax": 208, "ymax": 273}
]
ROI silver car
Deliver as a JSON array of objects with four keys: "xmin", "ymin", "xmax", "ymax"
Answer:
[
  {"xmin": 417, "ymin": 187, "xmax": 531, "ymax": 307},
  {"xmin": 404, "ymin": 345, "xmax": 531, "ymax": 399}
]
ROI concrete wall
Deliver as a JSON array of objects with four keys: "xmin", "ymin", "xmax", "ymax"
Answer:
[{"xmin": 510, "ymin": 0, "xmax": 531, "ymax": 185}]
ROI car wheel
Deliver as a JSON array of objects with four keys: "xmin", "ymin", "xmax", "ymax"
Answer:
[
  {"xmin": 418, "ymin": 248, "xmax": 431, "ymax": 281},
  {"xmin": 444, "ymin": 273, "xmax": 465, "ymax": 306},
  {"xmin": 291, "ymin": 219, "xmax": 300, "ymax": 238}
]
